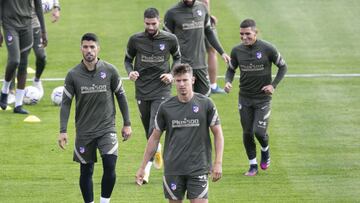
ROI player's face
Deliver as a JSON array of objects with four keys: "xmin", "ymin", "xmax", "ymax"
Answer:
[
  {"xmin": 183, "ymin": 0, "xmax": 196, "ymax": 7},
  {"xmin": 240, "ymin": 27, "xmax": 257, "ymax": 46},
  {"xmin": 144, "ymin": 17, "xmax": 160, "ymax": 36},
  {"xmin": 81, "ymin": 40, "xmax": 99, "ymax": 63},
  {"xmin": 174, "ymin": 72, "xmax": 194, "ymax": 96}
]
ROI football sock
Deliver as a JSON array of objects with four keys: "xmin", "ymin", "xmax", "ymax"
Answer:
[
  {"xmin": 210, "ymin": 83, "xmax": 217, "ymax": 89},
  {"xmin": 100, "ymin": 197, "xmax": 111, "ymax": 203},
  {"xmin": 101, "ymin": 155, "xmax": 117, "ymax": 198},
  {"xmin": 80, "ymin": 163, "xmax": 94, "ymax": 203},
  {"xmin": 261, "ymin": 146, "xmax": 269, "ymax": 152},
  {"xmin": 15, "ymin": 89, "xmax": 25, "ymax": 107},
  {"xmin": 2, "ymin": 81, "xmax": 11, "ymax": 94},
  {"xmin": 249, "ymin": 158, "xmax": 257, "ymax": 165}
]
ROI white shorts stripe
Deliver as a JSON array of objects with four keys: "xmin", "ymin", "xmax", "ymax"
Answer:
[
  {"xmin": 197, "ymin": 182, "xmax": 209, "ymax": 199},
  {"xmin": 163, "ymin": 176, "xmax": 178, "ymax": 200},
  {"xmin": 107, "ymin": 142, "xmax": 118, "ymax": 155}
]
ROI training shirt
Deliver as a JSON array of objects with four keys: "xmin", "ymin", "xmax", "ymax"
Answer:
[
  {"xmin": 164, "ymin": 1, "xmax": 224, "ymax": 69},
  {"xmin": 124, "ymin": 30, "xmax": 181, "ymax": 100},
  {"xmin": 60, "ymin": 59, "xmax": 127, "ymax": 139},
  {"xmin": 155, "ymin": 93, "xmax": 220, "ymax": 175},
  {"xmin": 225, "ymin": 39, "xmax": 287, "ymax": 100},
  {"xmin": 0, "ymin": 0, "xmax": 45, "ymax": 32}
]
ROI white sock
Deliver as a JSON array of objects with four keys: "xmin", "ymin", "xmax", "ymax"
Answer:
[
  {"xmin": 145, "ymin": 161, "xmax": 152, "ymax": 174},
  {"xmin": 15, "ymin": 89, "xmax": 25, "ymax": 107},
  {"xmin": 249, "ymin": 158, "xmax": 257, "ymax": 165},
  {"xmin": 2, "ymin": 81, "xmax": 11, "ymax": 94},
  {"xmin": 100, "ymin": 197, "xmax": 110, "ymax": 203},
  {"xmin": 210, "ymin": 83, "xmax": 217, "ymax": 89},
  {"xmin": 261, "ymin": 146, "xmax": 269, "ymax": 152}
]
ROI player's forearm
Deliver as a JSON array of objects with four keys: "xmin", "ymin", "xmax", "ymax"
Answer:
[
  {"xmin": 140, "ymin": 131, "xmax": 161, "ymax": 169},
  {"xmin": 59, "ymin": 103, "xmax": 71, "ymax": 133},
  {"xmin": 272, "ymin": 64, "xmax": 287, "ymax": 88},
  {"xmin": 115, "ymin": 92, "xmax": 131, "ymax": 126},
  {"xmin": 212, "ymin": 125, "xmax": 224, "ymax": 164},
  {"xmin": 225, "ymin": 67, "xmax": 235, "ymax": 83},
  {"xmin": 34, "ymin": 0, "xmax": 46, "ymax": 33},
  {"xmin": 205, "ymin": 28, "xmax": 224, "ymax": 55},
  {"xmin": 124, "ymin": 57, "xmax": 134, "ymax": 75}
]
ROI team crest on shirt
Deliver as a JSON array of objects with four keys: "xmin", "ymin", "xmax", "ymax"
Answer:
[
  {"xmin": 159, "ymin": 43, "xmax": 165, "ymax": 51},
  {"xmin": 196, "ymin": 9, "xmax": 203, "ymax": 16},
  {"xmin": 192, "ymin": 105, "xmax": 199, "ymax": 113},
  {"xmin": 256, "ymin": 52, "xmax": 262, "ymax": 59},
  {"xmin": 79, "ymin": 146, "xmax": 85, "ymax": 154},
  {"xmin": 170, "ymin": 183, "xmax": 177, "ymax": 191},
  {"xmin": 100, "ymin": 71, "xmax": 106, "ymax": 79}
]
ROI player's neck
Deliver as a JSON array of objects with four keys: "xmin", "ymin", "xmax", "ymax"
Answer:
[
  {"xmin": 178, "ymin": 92, "xmax": 194, "ymax": 103},
  {"xmin": 83, "ymin": 59, "xmax": 98, "ymax": 71}
]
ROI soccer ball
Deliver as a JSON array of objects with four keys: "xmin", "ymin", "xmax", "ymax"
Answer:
[
  {"xmin": 51, "ymin": 86, "xmax": 64, "ymax": 106},
  {"xmin": 42, "ymin": 0, "xmax": 55, "ymax": 13},
  {"xmin": 23, "ymin": 86, "xmax": 41, "ymax": 105}
]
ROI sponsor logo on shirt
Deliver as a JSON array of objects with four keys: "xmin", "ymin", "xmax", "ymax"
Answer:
[
  {"xmin": 81, "ymin": 84, "xmax": 107, "ymax": 94},
  {"xmin": 172, "ymin": 118, "xmax": 200, "ymax": 128},
  {"xmin": 240, "ymin": 63, "xmax": 265, "ymax": 72},
  {"xmin": 159, "ymin": 43, "xmax": 165, "ymax": 51},
  {"xmin": 182, "ymin": 20, "xmax": 204, "ymax": 30},
  {"xmin": 141, "ymin": 55, "xmax": 165, "ymax": 63}
]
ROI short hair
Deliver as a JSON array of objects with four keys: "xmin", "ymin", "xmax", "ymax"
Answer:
[
  {"xmin": 172, "ymin": 63, "xmax": 193, "ymax": 77},
  {"xmin": 81, "ymin": 33, "xmax": 99, "ymax": 43},
  {"xmin": 240, "ymin": 18, "xmax": 256, "ymax": 29},
  {"xmin": 144, "ymin": 7, "xmax": 159, "ymax": 19}
]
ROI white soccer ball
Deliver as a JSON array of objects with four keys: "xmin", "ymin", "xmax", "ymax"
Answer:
[
  {"xmin": 23, "ymin": 86, "xmax": 41, "ymax": 105},
  {"xmin": 51, "ymin": 86, "xmax": 64, "ymax": 106},
  {"xmin": 42, "ymin": 0, "xmax": 54, "ymax": 13}
]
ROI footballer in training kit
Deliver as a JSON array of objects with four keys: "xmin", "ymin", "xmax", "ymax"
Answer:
[
  {"xmin": 164, "ymin": 0, "xmax": 229, "ymax": 96},
  {"xmin": 225, "ymin": 19, "xmax": 287, "ymax": 176}
]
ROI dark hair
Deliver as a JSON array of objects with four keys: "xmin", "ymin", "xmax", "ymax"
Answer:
[
  {"xmin": 81, "ymin": 33, "xmax": 99, "ymax": 43},
  {"xmin": 144, "ymin": 7, "xmax": 159, "ymax": 19},
  {"xmin": 172, "ymin": 63, "xmax": 193, "ymax": 76},
  {"xmin": 240, "ymin": 18, "xmax": 256, "ymax": 28}
]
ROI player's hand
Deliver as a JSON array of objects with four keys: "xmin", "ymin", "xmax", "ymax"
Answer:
[
  {"xmin": 58, "ymin": 133, "xmax": 68, "ymax": 150},
  {"xmin": 135, "ymin": 167, "xmax": 145, "ymax": 186},
  {"xmin": 224, "ymin": 82, "xmax": 232, "ymax": 93},
  {"xmin": 128, "ymin": 71, "xmax": 139, "ymax": 81},
  {"xmin": 210, "ymin": 15, "xmax": 218, "ymax": 26},
  {"xmin": 0, "ymin": 31, "xmax": 3, "ymax": 47},
  {"xmin": 51, "ymin": 8, "xmax": 60, "ymax": 23},
  {"xmin": 261, "ymin": 85, "xmax": 274, "ymax": 95},
  {"xmin": 211, "ymin": 162, "xmax": 222, "ymax": 182},
  {"xmin": 160, "ymin": 73, "xmax": 173, "ymax": 84},
  {"xmin": 41, "ymin": 31, "xmax": 48, "ymax": 47},
  {"xmin": 221, "ymin": 53, "xmax": 231, "ymax": 64},
  {"xmin": 121, "ymin": 125, "xmax": 132, "ymax": 141}
]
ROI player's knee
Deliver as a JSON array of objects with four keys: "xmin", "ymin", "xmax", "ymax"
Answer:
[
  {"xmin": 80, "ymin": 163, "xmax": 94, "ymax": 177},
  {"xmin": 7, "ymin": 60, "xmax": 20, "ymax": 70},
  {"xmin": 102, "ymin": 154, "xmax": 117, "ymax": 176}
]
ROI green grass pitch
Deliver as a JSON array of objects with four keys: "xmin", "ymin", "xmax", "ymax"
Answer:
[{"xmin": 1, "ymin": 0, "xmax": 359, "ymax": 202}]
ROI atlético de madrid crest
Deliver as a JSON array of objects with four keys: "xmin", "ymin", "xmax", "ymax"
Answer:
[
  {"xmin": 256, "ymin": 52, "xmax": 262, "ymax": 59},
  {"xmin": 100, "ymin": 71, "xmax": 107, "ymax": 79},
  {"xmin": 192, "ymin": 105, "xmax": 199, "ymax": 113},
  {"xmin": 159, "ymin": 43, "xmax": 165, "ymax": 51},
  {"xmin": 196, "ymin": 9, "xmax": 202, "ymax": 16}
]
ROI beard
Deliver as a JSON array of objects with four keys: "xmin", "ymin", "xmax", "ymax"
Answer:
[
  {"xmin": 183, "ymin": 0, "xmax": 195, "ymax": 7},
  {"xmin": 83, "ymin": 53, "xmax": 95, "ymax": 63},
  {"xmin": 145, "ymin": 29, "xmax": 158, "ymax": 38}
]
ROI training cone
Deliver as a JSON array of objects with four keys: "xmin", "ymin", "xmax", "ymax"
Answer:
[
  {"xmin": 27, "ymin": 67, "xmax": 36, "ymax": 74},
  {"xmin": 24, "ymin": 115, "xmax": 41, "ymax": 122}
]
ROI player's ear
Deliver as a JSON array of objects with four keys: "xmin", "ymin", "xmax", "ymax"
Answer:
[{"xmin": 191, "ymin": 76, "xmax": 195, "ymax": 84}]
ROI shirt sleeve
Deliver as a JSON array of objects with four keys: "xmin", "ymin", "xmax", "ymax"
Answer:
[
  {"xmin": 124, "ymin": 36, "xmax": 136, "ymax": 75},
  {"xmin": 59, "ymin": 72, "xmax": 75, "ymax": 133},
  {"xmin": 163, "ymin": 10, "xmax": 175, "ymax": 33},
  {"xmin": 170, "ymin": 35, "xmax": 181, "ymax": 69},
  {"xmin": 34, "ymin": 0, "xmax": 46, "ymax": 33},
  {"xmin": 154, "ymin": 104, "xmax": 166, "ymax": 132},
  {"xmin": 207, "ymin": 98, "xmax": 220, "ymax": 127},
  {"xmin": 111, "ymin": 67, "xmax": 131, "ymax": 126},
  {"xmin": 225, "ymin": 47, "xmax": 239, "ymax": 83},
  {"xmin": 267, "ymin": 44, "xmax": 287, "ymax": 88}
]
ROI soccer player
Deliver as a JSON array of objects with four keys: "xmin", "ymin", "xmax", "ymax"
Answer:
[
  {"xmin": 198, "ymin": 0, "xmax": 225, "ymax": 94},
  {"xmin": 124, "ymin": 7, "xmax": 181, "ymax": 184},
  {"xmin": 0, "ymin": 0, "xmax": 47, "ymax": 114},
  {"xmin": 58, "ymin": 33, "xmax": 132, "ymax": 203},
  {"xmin": 31, "ymin": 0, "xmax": 61, "ymax": 97},
  {"xmin": 224, "ymin": 19, "xmax": 288, "ymax": 176},
  {"xmin": 136, "ymin": 63, "xmax": 224, "ymax": 203},
  {"xmin": 164, "ymin": 0, "xmax": 230, "ymax": 96}
]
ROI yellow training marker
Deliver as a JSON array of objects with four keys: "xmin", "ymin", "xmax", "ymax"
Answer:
[
  {"xmin": 5, "ymin": 106, "xmax": 12, "ymax": 111},
  {"xmin": 24, "ymin": 115, "xmax": 41, "ymax": 123}
]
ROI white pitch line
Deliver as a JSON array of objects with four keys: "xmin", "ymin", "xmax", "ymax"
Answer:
[{"xmin": 0, "ymin": 73, "xmax": 359, "ymax": 82}]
